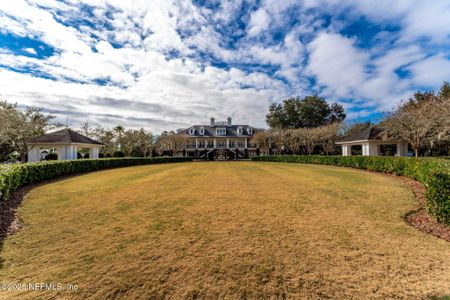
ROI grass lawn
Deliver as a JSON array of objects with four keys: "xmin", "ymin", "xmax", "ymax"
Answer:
[{"xmin": 0, "ymin": 162, "xmax": 449, "ymax": 299}]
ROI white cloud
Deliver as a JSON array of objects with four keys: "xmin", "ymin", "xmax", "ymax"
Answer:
[
  {"xmin": 307, "ymin": 32, "xmax": 368, "ymax": 97},
  {"xmin": 408, "ymin": 55, "xmax": 450, "ymax": 87},
  {"xmin": 247, "ymin": 8, "xmax": 270, "ymax": 37},
  {"xmin": 23, "ymin": 48, "xmax": 37, "ymax": 55},
  {"xmin": 0, "ymin": 0, "xmax": 449, "ymax": 131}
]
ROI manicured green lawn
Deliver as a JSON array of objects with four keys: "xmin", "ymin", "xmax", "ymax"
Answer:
[{"xmin": 1, "ymin": 162, "xmax": 449, "ymax": 299}]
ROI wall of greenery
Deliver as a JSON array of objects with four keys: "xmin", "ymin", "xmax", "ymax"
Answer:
[
  {"xmin": 252, "ymin": 155, "xmax": 450, "ymax": 224},
  {"xmin": 0, "ymin": 157, "xmax": 192, "ymax": 203}
]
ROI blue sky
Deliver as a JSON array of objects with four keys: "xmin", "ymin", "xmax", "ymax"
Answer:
[{"xmin": 1, "ymin": 0, "xmax": 450, "ymax": 132}]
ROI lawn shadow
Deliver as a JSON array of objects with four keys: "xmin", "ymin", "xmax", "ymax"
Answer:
[
  {"xmin": 0, "ymin": 185, "xmax": 31, "ymax": 269},
  {"xmin": 0, "ymin": 174, "xmax": 85, "ymax": 269}
]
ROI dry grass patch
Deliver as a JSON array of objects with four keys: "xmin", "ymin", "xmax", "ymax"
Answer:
[{"xmin": 0, "ymin": 162, "xmax": 449, "ymax": 299}]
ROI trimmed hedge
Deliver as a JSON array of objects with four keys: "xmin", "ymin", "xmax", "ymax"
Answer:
[
  {"xmin": 0, "ymin": 157, "xmax": 192, "ymax": 203},
  {"xmin": 252, "ymin": 155, "xmax": 450, "ymax": 224}
]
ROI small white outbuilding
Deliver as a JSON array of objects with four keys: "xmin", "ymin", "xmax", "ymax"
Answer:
[
  {"xmin": 27, "ymin": 128, "xmax": 103, "ymax": 162},
  {"xmin": 336, "ymin": 126, "xmax": 409, "ymax": 157}
]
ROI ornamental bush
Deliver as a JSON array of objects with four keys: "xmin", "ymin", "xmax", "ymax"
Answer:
[
  {"xmin": 0, "ymin": 157, "xmax": 192, "ymax": 203},
  {"xmin": 252, "ymin": 155, "xmax": 450, "ymax": 224}
]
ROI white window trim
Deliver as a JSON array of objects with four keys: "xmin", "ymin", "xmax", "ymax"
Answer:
[
  {"xmin": 216, "ymin": 128, "xmax": 226, "ymax": 135},
  {"xmin": 188, "ymin": 128, "xmax": 195, "ymax": 135}
]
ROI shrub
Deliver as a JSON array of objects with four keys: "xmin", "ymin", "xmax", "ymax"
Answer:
[
  {"xmin": 252, "ymin": 155, "xmax": 450, "ymax": 224},
  {"xmin": 113, "ymin": 151, "xmax": 125, "ymax": 157},
  {"xmin": 45, "ymin": 153, "xmax": 58, "ymax": 160},
  {"xmin": 0, "ymin": 157, "xmax": 192, "ymax": 203}
]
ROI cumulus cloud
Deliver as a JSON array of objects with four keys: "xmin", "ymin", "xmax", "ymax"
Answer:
[
  {"xmin": 307, "ymin": 32, "xmax": 368, "ymax": 97},
  {"xmin": 0, "ymin": 0, "xmax": 449, "ymax": 131}
]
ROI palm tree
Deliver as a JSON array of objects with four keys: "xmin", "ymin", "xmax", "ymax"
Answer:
[{"xmin": 113, "ymin": 125, "xmax": 124, "ymax": 150}]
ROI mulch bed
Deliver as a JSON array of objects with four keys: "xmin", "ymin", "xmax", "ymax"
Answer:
[
  {"xmin": 0, "ymin": 186, "xmax": 29, "ymax": 239},
  {"xmin": 0, "ymin": 173, "xmax": 83, "ymax": 240},
  {"xmin": 399, "ymin": 177, "xmax": 450, "ymax": 242}
]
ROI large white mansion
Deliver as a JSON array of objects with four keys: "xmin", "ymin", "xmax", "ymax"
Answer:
[{"xmin": 174, "ymin": 117, "xmax": 260, "ymax": 160}]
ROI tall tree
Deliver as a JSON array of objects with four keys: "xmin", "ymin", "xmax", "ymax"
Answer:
[
  {"xmin": 438, "ymin": 81, "xmax": 450, "ymax": 100},
  {"xmin": 383, "ymin": 94, "xmax": 439, "ymax": 157},
  {"xmin": 113, "ymin": 125, "xmax": 124, "ymax": 150},
  {"xmin": 0, "ymin": 101, "xmax": 60, "ymax": 162},
  {"xmin": 92, "ymin": 127, "xmax": 115, "ymax": 157},
  {"xmin": 265, "ymin": 103, "xmax": 287, "ymax": 129},
  {"xmin": 299, "ymin": 95, "xmax": 332, "ymax": 128},
  {"xmin": 265, "ymin": 95, "xmax": 345, "ymax": 129},
  {"xmin": 80, "ymin": 121, "xmax": 93, "ymax": 137}
]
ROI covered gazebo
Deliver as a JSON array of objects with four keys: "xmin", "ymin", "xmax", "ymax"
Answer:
[
  {"xmin": 27, "ymin": 128, "xmax": 103, "ymax": 162},
  {"xmin": 336, "ymin": 125, "xmax": 409, "ymax": 157}
]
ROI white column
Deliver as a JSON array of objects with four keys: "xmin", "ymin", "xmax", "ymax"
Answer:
[
  {"xmin": 362, "ymin": 143, "xmax": 370, "ymax": 156},
  {"xmin": 59, "ymin": 146, "xmax": 66, "ymax": 160},
  {"xmin": 67, "ymin": 145, "xmax": 72, "ymax": 160},
  {"xmin": 226, "ymin": 138, "xmax": 229, "ymax": 149},
  {"xmin": 369, "ymin": 143, "xmax": 378, "ymax": 156},
  {"xmin": 342, "ymin": 145, "xmax": 349, "ymax": 156},
  {"xmin": 72, "ymin": 146, "xmax": 78, "ymax": 159},
  {"xmin": 27, "ymin": 146, "xmax": 40, "ymax": 162},
  {"xmin": 213, "ymin": 138, "xmax": 216, "ymax": 148},
  {"xmin": 244, "ymin": 138, "xmax": 247, "ymax": 149},
  {"xmin": 94, "ymin": 147, "xmax": 99, "ymax": 158},
  {"xmin": 397, "ymin": 142, "xmax": 408, "ymax": 156},
  {"xmin": 195, "ymin": 139, "xmax": 198, "ymax": 149},
  {"xmin": 89, "ymin": 147, "xmax": 95, "ymax": 159}
]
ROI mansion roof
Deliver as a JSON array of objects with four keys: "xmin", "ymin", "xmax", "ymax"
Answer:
[
  {"xmin": 178, "ymin": 117, "xmax": 258, "ymax": 138},
  {"xmin": 179, "ymin": 125, "xmax": 257, "ymax": 138}
]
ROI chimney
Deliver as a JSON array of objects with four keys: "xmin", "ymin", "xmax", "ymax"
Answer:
[
  {"xmin": 227, "ymin": 116, "xmax": 232, "ymax": 126},
  {"xmin": 210, "ymin": 117, "xmax": 215, "ymax": 126}
]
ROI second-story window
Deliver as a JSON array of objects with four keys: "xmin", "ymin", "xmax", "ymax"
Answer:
[{"xmin": 216, "ymin": 128, "xmax": 226, "ymax": 135}]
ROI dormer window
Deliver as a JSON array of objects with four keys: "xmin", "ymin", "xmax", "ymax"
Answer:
[
  {"xmin": 247, "ymin": 128, "xmax": 253, "ymax": 135},
  {"xmin": 188, "ymin": 127, "xmax": 195, "ymax": 135},
  {"xmin": 216, "ymin": 128, "xmax": 226, "ymax": 135},
  {"xmin": 237, "ymin": 126, "xmax": 243, "ymax": 135},
  {"xmin": 199, "ymin": 126, "xmax": 205, "ymax": 135}
]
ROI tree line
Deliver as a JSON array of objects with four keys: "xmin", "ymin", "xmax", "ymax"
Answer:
[
  {"xmin": 1, "ymin": 82, "xmax": 448, "ymax": 162},
  {"xmin": 382, "ymin": 82, "xmax": 450, "ymax": 156},
  {"xmin": 80, "ymin": 123, "xmax": 154, "ymax": 158},
  {"xmin": 260, "ymin": 82, "xmax": 450, "ymax": 157}
]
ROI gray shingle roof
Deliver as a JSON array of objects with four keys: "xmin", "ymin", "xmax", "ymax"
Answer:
[
  {"xmin": 337, "ymin": 125, "xmax": 386, "ymax": 143},
  {"xmin": 178, "ymin": 125, "xmax": 257, "ymax": 138},
  {"xmin": 28, "ymin": 128, "xmax": 104, "ymax": 145}
]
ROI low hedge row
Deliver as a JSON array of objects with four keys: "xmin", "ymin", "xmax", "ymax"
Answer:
[
  {"xmin": 0, "ymin": 157, "xmax": 192, "ymax": 203},
  {"xmin": 251, "ymin": 155, "xmax": 450, "ymax": 225}
]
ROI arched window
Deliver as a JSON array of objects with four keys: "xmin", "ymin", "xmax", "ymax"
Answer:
[
  {"xmin": 199, "ymin": 126, "xmax": 205, "ymax": 135},
  {"xmin": 237, "ymin": 126, "xmax": 243, "ymax": 135},
  {"xmin": 247, "ymin": 128, "xmax": 253, "ymax": 135},
  {"xmin": 188, "ymin": 127, "xmax": 195, "ymax": 135}
]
